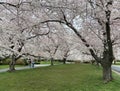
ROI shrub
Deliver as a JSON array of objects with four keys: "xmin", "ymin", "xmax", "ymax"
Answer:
[
  {"xmin": 75, "ymin": 61, "xmax": 81, "ymax": 64},
  {"xmin": 2, "ymin": 58, "xmax": 11, "ymax": 65},
  {"xmin": 1, "ymin": 58, "xmax": 28, "ymax": 65},
  {"xmin": 16, "ymin": 59, "xmax": 26, "ymax": 65}
]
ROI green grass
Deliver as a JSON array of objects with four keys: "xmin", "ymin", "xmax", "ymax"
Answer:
[
  {"xmin": 40, "ymin": 61, "xmax": 62, "ymax": 65},
  {"xmin": 0, "ymin": 65, "xmax": 9, "ymax": 69},
  {"xmin": 0, "ymin": 64, "xmax": 120, "ymax": 91},
  {"xmin": 113, "ymin": 62, "xmax": 120, "ymax": 65}
]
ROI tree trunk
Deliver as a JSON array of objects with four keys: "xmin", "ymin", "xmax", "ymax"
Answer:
[
  {"xmin": 50, "ymin": 58, "xmax": 54, "ymax": 66},
  {"xmin": 101, "ymin": 55, "xmax": 113, "ymax": 83},
  {"xmin": 8, "ymin": 55, "xmax": 16, "ymax": 72},
  {"xmin": 113, "ymin": 60, "xmax": 116, "ymax": 64},
  {"xmin": 101, "ymin": 14, "xmax": 114, "ymax": 83},
  {"xmin": 102, "ymin": 65, "xmax": 113, "ymax": 83},
  {"xmin": 9, "ymin": 60, "xmax": 16, "ymax": 71},
  {"xmin": 63, "ymin": 58, "xmax": 66, "ymax": 64}
]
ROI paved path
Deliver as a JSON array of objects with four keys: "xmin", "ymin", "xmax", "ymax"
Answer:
[
  {"xmin": 112, "ymin": 65, "xmax": 120, "ymax": 73},
  {"xmin": 0, "ymin": 64, "xmax": 50, "ymax": 73},
  {"xmin": 0, "ymin": 64, "xmax": 119, "ymax": 73}
]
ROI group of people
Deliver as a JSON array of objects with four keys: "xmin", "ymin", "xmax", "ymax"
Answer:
[{"xmin": 28, "ymin": 59, "xmax": 35, "ymax": 68}]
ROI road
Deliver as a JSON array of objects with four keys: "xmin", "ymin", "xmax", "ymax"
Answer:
[{"xmin": 0, "ymin": 64, "xmax": 50, "ymax": 73}]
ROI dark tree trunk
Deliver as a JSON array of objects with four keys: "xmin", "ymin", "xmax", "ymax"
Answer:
[
  {"xmin": 50, "ymin": 58, "xmax": 54, "ymax": 66},
  {"xmin": 101, "ymin": 51, "xmax": 113, "ymax": 83},
  {"xmin": 63, "ymin": 58, "xmax": 66, "ymax": 64},
  {"xmin": 9, "ymin": 60, "xmax": 16, "ymax": 71},
  {"xmin": 8, "ymin": 54, "xmax": 22, "ymax": 72},
  {"xmin": 9, "ymin": 54, "xmax": 16, "ymax": 72},
  {"xmin": 100, "ymin": 9, "xmax": 114, "ymax": 83},
  {"xmin": 101, "ymin": 61, "xmax": 113, "ymax": 83},
  {"xmin": 102, "ymin": 66, "xmax": 112, "ymax": 82},
  {"xmin": 113, "ymin": 60, "xmax": 116, "ymax": 64}
]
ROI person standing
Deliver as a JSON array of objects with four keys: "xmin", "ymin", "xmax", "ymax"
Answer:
[
  {"xmin": 28, "ymin": 58, "xmax": 31, "ymax": 68},
  {"xmin": 31, "ymin": 59, "xmax": 35, "ymax": 68}
]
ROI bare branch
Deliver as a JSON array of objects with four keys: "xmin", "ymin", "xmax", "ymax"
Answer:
[
  {"xmin": 41, "ymin": 14, "xmax": 101, "ymax": 62},
  {"xmin": 41, "ymin": 20, "xmax": 65, "ymax": 24},
  {"xmin": 0, "ymin": 2, "xmax": 17, "ymax": 8},
  {"xmin": 87, "ymin": 0, "xmax": 103, "ymax": 10},
  {"xmin": 114, "ymin": 17, "xmax": 120, "ymax": 20},
  {"xmin": 82, "ymin": 52, "xmax": 91, "ymax": 55}
]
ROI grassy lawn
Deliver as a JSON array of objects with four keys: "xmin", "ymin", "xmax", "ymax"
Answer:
[
  {"xmin": 40, "ymin": 61, "xmax": 62, "ymax": 65},
  {"xmin": 0, "ymin": 65, "xmax": 9, "ymax": 69},
  {"xmin": 0, "ymin": 64, "xmax": 120, "ymax": 91},
  {"xmin": 113, "ymin": 62, "xmax": 120, "ymax": 65}
]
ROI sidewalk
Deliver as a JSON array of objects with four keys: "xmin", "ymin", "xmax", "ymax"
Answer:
[
  {"xmin": 112, "ymin": 65, "xmax": 120, "ymax": 75},
  {"xmin": 0, "ymin": 64, "xmax": 50, "ymax": 73},
  {"xmin": 112, "ymin": 65, "xmax": 120, "ymax": 73}
]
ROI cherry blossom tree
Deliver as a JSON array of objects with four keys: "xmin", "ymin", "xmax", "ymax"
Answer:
[
  {"xmin": 0, "ymin": 0, "xmax": 49, "ymax": 71},
  {"xmin": 38, "ymin": 0, "xmax": 120, "ymax": 82},
  {"xmin": 0, "ymin": 0, "xmax": 120, "ymax": 83}
]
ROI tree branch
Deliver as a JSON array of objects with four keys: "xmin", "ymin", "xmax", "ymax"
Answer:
[
  {"xmin": 41, "ymin": 20, "xmax": 65, "ymax": 24},
  {"xmin": 0, "ymin": 2, "xmax": 17, "ymax": 8},
  {"xmin": 87, "ymin": 0, "xmax": 103, "ymax": 10},
  {"xmin": 114, "ymin": 17, "xmax": 120, "ymax": 20},
  {"xmin": 41, "ymin": 11, "xmax": 101, "ymax": 63}
]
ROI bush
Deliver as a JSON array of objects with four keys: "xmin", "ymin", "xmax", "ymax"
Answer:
[
  {"xmin": 82, "ymin": 60, "xmax": 91, "ymax": 64},
  {"xmin": 23, "ymin": 59, "xmax": 29, "ymax": 65},
  {"xmin": 75, "ymin": 61, "xmax": 81, "ymax": 64},
  {"xmin": 1, "ymin": 58, "xmax": 28, "ymax": 65},
  {"xmin": 2, "ymin": 58, "xmax": 11, "ymax": 65},
  {"xmin": 16, "ymin": 59, "xmax": 27, "ymax": 65}
]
